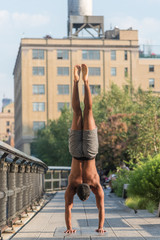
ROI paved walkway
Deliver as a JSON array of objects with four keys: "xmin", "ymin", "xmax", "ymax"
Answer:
[{"xmin": 10, "ymin": 189, "xmax": 160, "ymax": 240}]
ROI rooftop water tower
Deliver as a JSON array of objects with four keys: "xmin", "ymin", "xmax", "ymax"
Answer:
[
  {"xmin": 68, "ymin": 0, "xmax": 104, "ymax": 38},
  {"xmin": 68, "ymin": 0, "xmax": 92, "ymax": 16}
]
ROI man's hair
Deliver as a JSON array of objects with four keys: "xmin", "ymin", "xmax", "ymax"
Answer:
[{"xmin": 76, "ymin": 183, "xmax": 91, "ymax": 201}]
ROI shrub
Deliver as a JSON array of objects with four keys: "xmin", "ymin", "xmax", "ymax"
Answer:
[
  {"xmin": 112, "ymin": 169, "xmax": 131, "ymax": 197},
  {"xmin": 125, "ymin": 197, "xmax": 146, "ymax": 210},
  {"xmin": 127, "ymin": 154, "xmax": 160, "ymax": 205},
  {"xmin": 125, "ymin": 197, "xmax": 157, "ymax": 213}
]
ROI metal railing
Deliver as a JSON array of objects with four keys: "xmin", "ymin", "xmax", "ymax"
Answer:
[
  {"xmin": 0, "ymin": 141, "xmax": 48, "ymax": 232},
  {"xmin": 45, "ymin": 166, "xmax": 71, "ymax": 191},
  {"xmin": 139, "ymin": 52, "xmax": 160, "ymax": 59},
  {"xmin": 139, "ymin": 45, "xmax": 160, "ymax": 59}
]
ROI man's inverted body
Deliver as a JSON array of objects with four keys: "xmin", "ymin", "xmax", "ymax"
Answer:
[{"xmin": 65, "ymin": 64, "xmax": 105, "ymax": 234}]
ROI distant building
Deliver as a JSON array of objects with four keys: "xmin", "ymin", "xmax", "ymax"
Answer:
[
  {"xmin": 0, "ymin": 102, "xmax": 14, "ymax": 146},
  {"xmin": 13, "ymin": 1, "xmax": 160, "ymax": 155},
  {"xmin": 2, "ymin": 98, "xmax": 12, "ymax": 109}
]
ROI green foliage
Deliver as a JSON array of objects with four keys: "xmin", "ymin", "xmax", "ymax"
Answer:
[
  {"xmin": 112, "ymin": 169, "xmax": 131, "ymax": 197},
  {"xmin": 125, "ymin": 197, "xmax": 145, "ymax": 210},
  {"xmin": 127, "ymin": 91, "xmax": 160, "ymax": 161},
  {"xmin": 146, "ymin": 200, "xmax": 157, "ymax": 213},
  {"xmin": 31, "ymin": 83, "xmax": 160, "ymax": 174},
  {"xmin": 92, "ymin": 84, "xmax": 136, "ymax": 126},
  {"xmin": 125, "ymin": 197, "xmax": 157, "ymax": 213},
  {"xmin": 127, "ymin": 154, "xmax": 160, "ymax": 205},
  {"xmin": 31, "ymin": 107, "xmax": 72, "ymax": 166},
  {"xmin": 93, "ymin": 84, "xmax": 160, "ymax": 170}
]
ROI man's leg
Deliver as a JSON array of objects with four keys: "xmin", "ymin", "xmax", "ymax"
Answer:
[
  {"xmin": 71, "ymin": 65, "xmax": 83, "ymax": 130},
  {"xmin": 82, "ymin": 64, "xmax": 96, "ymax": 130}
]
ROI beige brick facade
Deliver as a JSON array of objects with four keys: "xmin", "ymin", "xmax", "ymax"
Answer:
[
  {"xmin": 13, "ymin": 29, "xmax": 160, "ymax": 155},
  {"xmin": 0, "ymin": 102, "xmax": 14, "ymax": 146}
]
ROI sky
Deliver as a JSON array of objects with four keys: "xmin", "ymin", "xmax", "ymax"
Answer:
[{"xmin": 1, "ymin": 0, "xmax": 160, "ymax": 111}]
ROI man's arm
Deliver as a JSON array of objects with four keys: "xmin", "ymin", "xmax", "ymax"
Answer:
[
  {"xmin": 92, "ymin": 184, "xmax": 106, "ymax": 233},
  {"xmin": 64, "ymin": 185, "xmax": 76, "ymax": 233}
]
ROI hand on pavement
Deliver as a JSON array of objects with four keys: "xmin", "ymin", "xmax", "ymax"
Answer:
[
  {"xmin": 95, "ymin": 228, "xmax": 106, "ymax": 233},
  {"xmin": 64, "ymin": 229, "xmax": 76, "ymax": 234}
]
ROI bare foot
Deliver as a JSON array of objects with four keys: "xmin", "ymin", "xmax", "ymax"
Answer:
[
  {"xmin": 81, "ymin": 64, "xmax": 88, "ymax": 82},
  {"xmin": 74, "ymin": 65, "xmax": 81, "ymax": 82}
]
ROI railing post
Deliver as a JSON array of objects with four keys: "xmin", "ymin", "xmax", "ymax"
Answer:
[
  {"xmin": 35, "ymin": 167, "xmax": 38, "ymax": 199},
  {"xmin": 7, "ymin": 163, "xmax": 18, "ymax": 222},
  {"xmin": 16, "ymin": 165, "xmax": 25, "ymax": 213},
  {"xmin": 23, "ymin": 165, "xmax": 30, "ymax": 210},
  {"xmin": 28, "ymin": 166, "xmax": 33, "ymax": 206},
  {"xmin": 31, "ymin": 165, "xmax": 36, "ymax": 202},
  {"xmin": 39, "ymin": 168, "xmax": 44, "ymax": 196},
  {"xmin": 0, "ymin": 141, "xmax": 48, "ymax": 233},
  {"xmin": 0, "ymin": 161, "xmax": 8, "ymax": 227}
]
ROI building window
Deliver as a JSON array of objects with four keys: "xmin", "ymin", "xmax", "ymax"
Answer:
[
  {"xmin": 33, "ymin": 102, "xmax": 45, "ymax": 112},
  {"xmin": 33, "ymin": 121, "xmax": 45, "ymax": 131},
  {"xmin": 32, "ymin": 49, "xmax": 44, "ymax": 59},
  {"xmin": 57, "ymin": 85, "xmax": 69, "ymax": 95},
  {"xmin": 57, "ymin": 67, "xmax": 69, "ymax": 76},
  {"xmin": 111, "ymin": 67, "xmax": 116, "ymax": 76},
  {"xmin": 33, "ymin": 85, "xmax": 45, "ymax": 94},
  {"xmin": 149, "ymin": 65, "xmax": 154, "ymax": 72},
  {"xmin": 6, "ymin": 121, "xmax": 10, "ymax": 126},
  {"xmin": 149, "ymin": 78, "xmax": 155, "ymax": 88},
  {"xmin": 82, "ymin": 50, "xmax": 100, "ymax": 60},
  {"xmin": 57, "ymin": 102, "xmax": 70, "ymax": 112},
  {"xmin": 90, "ymin": 85, "xmax": 101, "ymax": 95},
  {"xmin": 57, "ymin": 50, "xmax": 69, "ymax": 60},
  {"xmin": 83, "ymin": 85, "xmax": 101, "ymax": 95},
  {"xmin": 111, "ymin": 50, "xmax": 116, "ymax": 60},
  {"xmin": 124, "ymin": 50, "xmax": 128, "ymax": 60},
  {"xmin": 125, "ymin": 67, "xmax": 128, "ymax": 77},
  {"xmin": 33, "ymin": 67, "xmax": 45, "ymax": 76},
  {"xmin": 88, "ymin": 67, "xmax": 101, "ymax": 76}
]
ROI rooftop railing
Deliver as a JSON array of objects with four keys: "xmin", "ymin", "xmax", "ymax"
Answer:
[
  {"xmin": 139, "ymin": 45, "xmax": 160, "ymax": 59},
  {"xmin": 0, "ymin": 141, "xmax": 48, "ymax": 234},
  {"xmin": 139, "ymin": 52, "xmax": 160, "ymax": 59}
]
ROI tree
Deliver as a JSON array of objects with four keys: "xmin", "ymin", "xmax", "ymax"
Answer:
[
  {"xmin": 127, "ymin": 90, "xmax": 160, "ymax": 162},
  {"xmin": 93, "ymin": 84, "xmax": 137, "ymax": 170},
  {"xmin": 98, "ymin": 113, "xmax": 133, "ymax": 170},
  {"xmin": 31, "ymin": 84, "xmax": 160, "ymax": 171},
  {"xmin": 31, "ymin": 107, "xmax": 72, "ymax": 166},
  {"xmin": 93, "ymin": 84, "xmax": 160, "ymax": 170}
]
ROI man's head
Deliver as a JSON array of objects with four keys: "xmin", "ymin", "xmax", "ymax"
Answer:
[{"xmin": 76, "ymin": 183, "xmax": 91, "ymax": 201}]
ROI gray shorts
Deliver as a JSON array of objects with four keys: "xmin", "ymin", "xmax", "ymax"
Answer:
[{"xmin": 69, "ymin": 128, "xmax": 99, "ymax": 160}]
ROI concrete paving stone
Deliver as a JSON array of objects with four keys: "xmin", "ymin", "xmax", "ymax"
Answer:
[
  {"xmin": 9, "ymin": 189, "xmax": 160, "ymax": 240},
  {"xmin": 145, "ymin": 238, "xmax": 160, "ymax": 240},
  {"xmin": 38, "ymin": 231, "xmax": 56, "ymax": 238},
  {"xmin": 64, "ymin": 238, "xmax": 90, "ymax": 240},
  {"xmin": 116, "ymin": 238, "xmax": 145, "ymax": 240},
  {"xmin": 140, "ymin": 224, "xmax": 160, "ymax": 236},
  {"xmin": 91, "ymin": 238, "xmax": 116, "ymax": 240},
  {"xmin": 41, "ymin": 238, "xmax": 64, "ymax": 240},
  {"xmin": 54, "ymin": 226, "xmax": 108, "ymax": 238}
]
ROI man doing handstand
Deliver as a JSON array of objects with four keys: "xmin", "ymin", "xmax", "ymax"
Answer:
[{"xmin": 65, "ymin": 64, "xmax": 105, "ymax": 234}]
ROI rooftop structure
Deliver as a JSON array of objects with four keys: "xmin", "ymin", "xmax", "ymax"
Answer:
[{"xmin": 67, "ymin": 0, "xmax": 104, "ymax": 38}]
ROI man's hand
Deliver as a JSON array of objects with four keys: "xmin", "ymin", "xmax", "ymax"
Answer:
[
  {"xmin": 64, "ymin": 229, "xmax": 76, "ymax": 234},
  {"xmin": 96, "ymin": 228, "xmax": 106, "ymax": 233}
]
